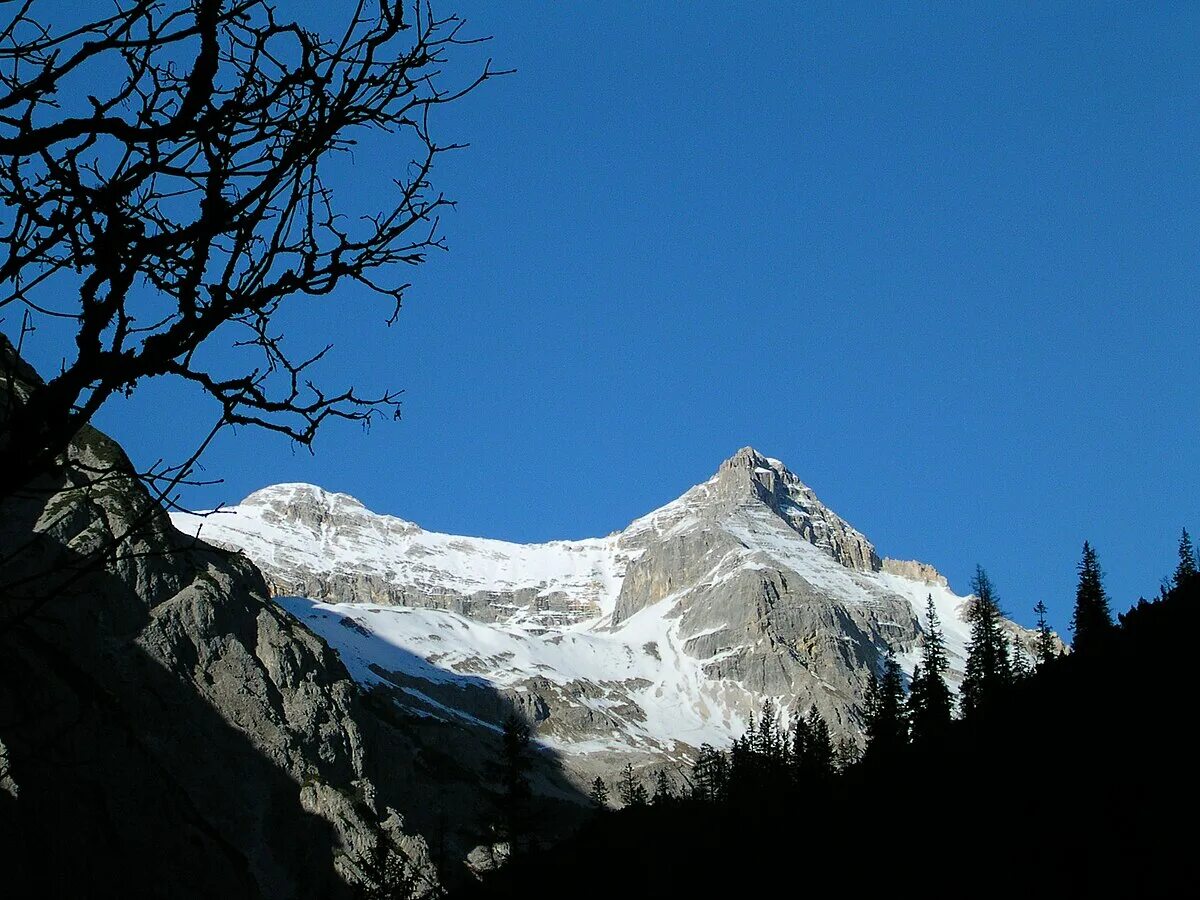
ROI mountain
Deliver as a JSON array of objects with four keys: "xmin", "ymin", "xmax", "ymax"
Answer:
[{"xmin": 171, "ymin": 447, "xmax": 1050, "ymax": 779}]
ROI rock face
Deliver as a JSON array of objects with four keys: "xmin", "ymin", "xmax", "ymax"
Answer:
[
  {"xmin": 0, "ymin": 338, "xmax": 584, "ymax": 897},
  {"xmin": 171, "ymin": 446, "xmax": 1054, "ymax": 778},
  {"xmin": 882, "ymin": 558, "xmax": 950, "ymax": 587}
]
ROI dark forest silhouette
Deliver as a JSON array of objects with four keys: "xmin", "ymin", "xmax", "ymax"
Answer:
[{"xmin": 463, "ymin": 536, "xmax": 1200, "ymax": 898}]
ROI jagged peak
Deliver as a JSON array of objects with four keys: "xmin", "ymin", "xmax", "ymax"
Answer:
[
  {"xmin": 643, "ymin": 447, "xmax": 883, "ymax": 572},
  {"xmin": 241, "ymin": 482, "xmax": 366, "ymax": 510},
  {"xmin": 720, "ymin": 446, "xmax": 788, "ymax": 474}
]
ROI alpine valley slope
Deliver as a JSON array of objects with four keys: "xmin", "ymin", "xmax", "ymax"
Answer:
[{"xmin": 171, "ymin": 448, "xmax": 1045, "ymax": 775}]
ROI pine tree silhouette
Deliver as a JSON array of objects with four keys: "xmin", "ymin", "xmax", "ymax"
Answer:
[
  {"xmin": 908, "ymin": 595, "xmax": 954, "ymax": 742},
  {"xmin": 651, "ymin": 769, "xmax": 674, "ymax": 806},
  {"xmin": 1175, "ymin": 528, "xmax": 1198, "ymax": 588},
  {"xmin": 864, "ymin": 650, "xmax": 908, "ymax": 760},
  {"xmin": 1033, "ymin": 600, "xmax": 1058, "ymax": 666},
  {"xmin": 1071, "ymin": 542, "xmax": 1114, "ymax": 653},
  {"xmin": 833, "ymin": 736, "xmax": 862, "ymax": 772},
  {"xmin": 493, "ymin": 715, "xmax": 533, "ymax": 851},
  {"xmin": 617, "ymin": 763, "xmax": 648, "ymax": 808},
  {"xmin": 1010, "ymin": 634, "xmax": 1031, "ymax": 679},
  {"xmin": 589, "ymin": 776, "xmax": 609, "ymax": 808},
  {"xmin": 755, "ymin": 699, "xmax": 779, "ymax": 758},
  {"xmin": 800, "ymin": 706, "xmax": 834, "ymax": 778},
  {"xmin": 961, "ymin": 566, "xmax": 1012, "ymax": 717},
  {"xmin": 789, "ymin": 709, "xmax": 811, "ymax": 784},
  {"xmin": 692, "ymin": 744, "xmax": 727, "ymax": 803},
  {"xmin": 727, "ymin": 731, "xmax": 753, "ymax": 799}
]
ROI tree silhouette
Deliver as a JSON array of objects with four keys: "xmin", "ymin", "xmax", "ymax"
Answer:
[
  {"xmin": 492, "ymin": 715, "xmax": 533, "ymax": 851},
  {"xmin": 864, "ymin": 650, "xmax": 908, "ymax": 761},
  {"xmin": 789, "ymin": 709, "xmax": 811, "ymax": 782},
  {"xmin": 588, "ymin": 777, "xmax": 609, "ymax": 808},
  {"xmin": 691, "ymin": 744, "xmax": 727, "ymax": 804},
  {"xmin": 799, "ymin": 706, "xmax": 834, "ymax": 779},
  {"xmin": 1175, "ymin": 528, "xmax": 1197, "ymax": 589},
  {"xmin": 753, "ymin": 699, "xmax": 782, "ymax": 760},
  {"xmin": 0, "ymin": 1, "xmax": 503, "ymax": 501},
  {"xmin": 961, "ymin": 566, "xmax": 1012, "ymax": 717},
  {"xmin": 1010, "ymin": 635, "xmax": 1031, "ymax": 679},
  {"xmin": 617, "ymin": 763, "xmax": 647, "ymax": 808},
  {"xmin": 1071, "ymin": 542, "xmax": 1114, "ymax": 653},
  {"xmin": 1033, "ymin": 600, "xmax": 1058, "ymax": 666},
  {"xmin": 908, "ymin": 595, "xmax": 953, "ymax": 742},
  {"xmin": 833, "ymin": 736, "xmax": 861, "ymax": 772},
  {"xmin": 651, "ymin": 769, "xmax": 674, "ymax": 806}
]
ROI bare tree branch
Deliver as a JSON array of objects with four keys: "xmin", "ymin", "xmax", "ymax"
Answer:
[{"xmin": 0, "ymin": 0, "xmax": 505, "ymax": 498}]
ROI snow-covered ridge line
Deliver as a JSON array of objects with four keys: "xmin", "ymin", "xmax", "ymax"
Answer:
[
  {"xmin": 170, "ymin": 447, "xmax": 1046, "ymax": 764},
  {"xmin": 173, "ymin": 481, "xmax": 633, "ymax": 615}
]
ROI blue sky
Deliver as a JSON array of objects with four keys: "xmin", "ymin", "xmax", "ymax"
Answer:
[{"xmin": 27, "ymin": 2, "xmax": 1200, "ymax": 635}]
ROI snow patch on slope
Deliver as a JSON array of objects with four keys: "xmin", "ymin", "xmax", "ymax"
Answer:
[{"xmin": 277, "ymin": 594, "xmax": 750, "ymax": 751}]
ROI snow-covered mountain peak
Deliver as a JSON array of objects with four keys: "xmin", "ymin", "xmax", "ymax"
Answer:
[
  {"xmin": 240, "ymin": 481, "xmax": 428, "ymax": 533},
  {"xmin": 169, "ymin": 450, "xmax": 1051, "ymax": 769},
  {"xmin": 242, "ymin": 481, "xmax": 368, "ymax": 514}
]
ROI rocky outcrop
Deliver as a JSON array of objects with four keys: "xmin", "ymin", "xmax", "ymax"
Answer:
[
  {"xmin": 709, "ymin": 448, "xmax": 881, "ymax": 571},
  {"xmin": 882, "ymin": 558, "xmax": 949, "ymax": 587}
]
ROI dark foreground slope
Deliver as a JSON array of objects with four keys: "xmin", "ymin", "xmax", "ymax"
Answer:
[
  {"xmin": 463, "ymin": 578, "xmax": 1199, "ymax": 899},
  {"xmin": 0, "ymin": 338, "xmax": 586, "ymax": 899}
]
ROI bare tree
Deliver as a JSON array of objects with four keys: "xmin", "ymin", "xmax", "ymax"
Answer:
[{"xmin": 0, "ymin": 0, "xmax": 502, "ymax": 500}]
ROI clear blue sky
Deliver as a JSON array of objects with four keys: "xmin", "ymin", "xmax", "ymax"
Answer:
[{"xmin": 34, "ymin": 3, "xmax": 1200, "ymax": 636}]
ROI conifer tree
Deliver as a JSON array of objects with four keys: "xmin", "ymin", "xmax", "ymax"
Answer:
[
  {"xmin": 1010, "ymin": 635, "xmax": 1031, "ymax": 679},
  {"xmin": 752, "ymin": 699, "xmax": 787, "ymax": 784},
  {"xmin": 651, "ymin": 769, "xmax": 674, "ymax": 806},
  {"xmin": 1175, "ymin": 528, "xmax": 1198, "ymax": 589},
  {"xmin": 692, "ymin": 744, "xmax": 727, "ymax": 803},
  {"xmin": 908, "ymin": 595, "xmax": 954, "ymax": 744},
  {"xmin": 789, "ymin": 710, "xmax": 811, "ymax": 783},
  {"xmin": 755, "ymin": 699, "xmax": 781, "ymax": 761},
  {"xmin": 800, "ymin": 706, "xmax": 834, "ymax": 778},
  {"xmin": 833, "ymin": 736, "xmax": 862, "ymax": 773},
  {"xmin": 864, "ymin": 650, "xmax": 908, "ymax": 760},
  {"xmin": 727, "ymin": 732, "xmax": 752, "ymax": 797},
  {"xmin": 960, "ymin": 566, "xmax": 1012, "ymax": 718},
  {"xmin": 589, "ymin": 776, "xmax": 609, "ymax": 808},
  {"xmin": 1070, "ymin": 542, "xmax": 1114, "ymax": 654},
  {"xmin": 493, "ymin": 715, "xmax": 533, "ymax": 849},
  {"xmin": 1033, "ymin": 600, "xmax": 1058, "ymax": 666},
  {"xmin": 617, "ymin": 763, "xmax": 648, "ymax": 808}
]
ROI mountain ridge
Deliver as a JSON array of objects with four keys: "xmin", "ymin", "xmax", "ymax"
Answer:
[{"xmin": 170, "ymin": 446, "xmax": 1049, "ymax": 778}]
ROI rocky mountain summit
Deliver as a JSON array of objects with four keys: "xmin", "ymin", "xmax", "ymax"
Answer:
[{"xmin": 173, "ymin": 447, "xmax": 1050, "ymax": 777}]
